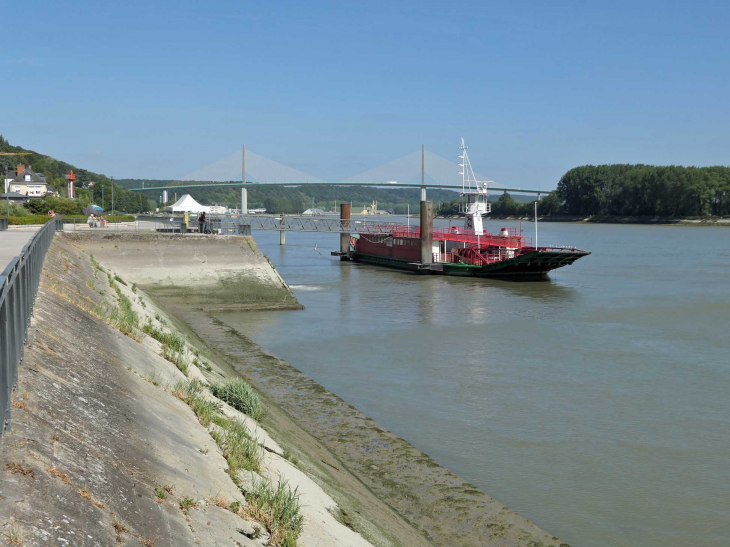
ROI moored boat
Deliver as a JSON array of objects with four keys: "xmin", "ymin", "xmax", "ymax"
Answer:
[{"xmin": 339, "ymin": 139, "xmax": 590, "ymax": 278}]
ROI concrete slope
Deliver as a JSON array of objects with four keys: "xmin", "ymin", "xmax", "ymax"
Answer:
[
  {"xmin": 0, "ymin": 237, "xmax": 373, "ymax": 547},
  {"xmin": 62, "ymin": 232, "xmax": 302, "ymax": 311},
  {"xmin": 56, "ymin": 232, "xmax": 568, "ymax": 547}
]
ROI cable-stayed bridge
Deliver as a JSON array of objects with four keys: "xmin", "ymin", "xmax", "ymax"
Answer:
[{"xmin": 128, "ymin": 145, "xmax": 552, "ymax": 196}]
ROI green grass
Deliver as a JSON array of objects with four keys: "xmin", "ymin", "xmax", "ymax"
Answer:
[
  {"xmin": 282, "ymin": 448, "xmax": 299, "ymax": 467},
  {"xmin": 154, "ymin": 486, "xmax": 167, "ymax": 500},
  {"xmin": 245, "ymin": 477, "xmax": 304, "ymax": 547},
  {"xmin": 210, "ymin": 379, "xmax": 263, "ymax": 420},
  {"xmin": 108, "ymin": 303, "xmax": 138, "ymax": 337},
  {"xmin": 143, "ymin": 321, "xmax": 186, "ymax": 353},
  {"xmin": 179, "ymin": 496, "xmax": 197, "ymax": 514},
  {"xmin": 163, "ymin": 344, "xmax": 189, "ymax": 375},
  {"xmin": 190, "ymin": 396, "xmax": 222, "ymax": 427},
  {"xmin": 171, "ymin": 379, "xmax": 263, "ymax": 480},
  {"xmin": 113, "ymin": 275, "xmax": 127, "ymax": 286},
  {"xmin": 222, "ymin": 420, "xmax": 264, "ymax": 475},
  {"xmin": 173, "ymin": 379, "xmax": 203, "ymax": 403}
]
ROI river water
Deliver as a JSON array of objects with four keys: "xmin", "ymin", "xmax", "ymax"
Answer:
[{"xmin": 215, "ymin": 219, "xmax": 730, "ymax": 547}]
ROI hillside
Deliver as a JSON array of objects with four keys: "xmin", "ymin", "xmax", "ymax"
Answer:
[{"xmin": 0, "ymin": 136, "xmax": 151, "ymax": 213}]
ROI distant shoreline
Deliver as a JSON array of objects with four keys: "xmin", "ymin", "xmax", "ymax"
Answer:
[{"xmin": 435, "ymin": 214, "xmax": 730, "ymax": 226}]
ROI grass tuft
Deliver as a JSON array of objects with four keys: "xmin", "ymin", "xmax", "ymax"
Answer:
[
  {"xmin": 210, "ymin": 379, "xmax": 263, "ymax": 420},
  {"xmin": 243, "ymin": 477, "xmax": 304, "ymax": 547},
  {"xmin": 221, "ymin": 420, "xmax": 264, "ymax": 475},
  {"xmin": 179, "ymin": 496, "xmax": 198, "ymax": 514}
]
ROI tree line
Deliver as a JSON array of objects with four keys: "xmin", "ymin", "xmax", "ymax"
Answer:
[
  {"xmin": 438, "ymin": 165, "xmax": 730, "ymax": 218},
  {"xmin": 556, "ymin": 164, "xmax": 730, "ymax": 217}
]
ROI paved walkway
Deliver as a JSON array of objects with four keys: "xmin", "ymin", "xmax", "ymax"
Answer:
[{"xmin": 0, "ymin": 227, "xmax": 40, "ymax": 273}]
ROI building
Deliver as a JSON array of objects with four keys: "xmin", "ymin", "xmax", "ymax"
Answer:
[{"xmin": 3, "ymin": 165, "xmax": 48, "ymax": 198}]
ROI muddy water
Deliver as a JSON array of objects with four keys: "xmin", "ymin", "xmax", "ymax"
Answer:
[{"xmin": 215, "ymin": 219, "xmax": 730, "ymax": 547}]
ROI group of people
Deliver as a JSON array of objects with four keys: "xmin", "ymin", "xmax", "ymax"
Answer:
[{"xmin": 87, "ymin": 214, "xmax": 109, "ymax": 228}]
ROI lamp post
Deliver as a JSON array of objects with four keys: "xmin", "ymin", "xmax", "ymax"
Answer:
[
  {"xmin": 3, "ymin": 166, "xmax": 9, "ymax": 218},
  {"xmin": 111, "ymin": 177, "xmax": 115, "ymax": 217}
]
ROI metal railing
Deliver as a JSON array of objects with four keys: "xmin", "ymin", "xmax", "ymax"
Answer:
[
  {"xmin": 0, "ymin": 218, "xmax": 7, "ymax": 231},
  {"xmin": 1, "ymin": 220, "xmax": 60, "ymax": 440}
]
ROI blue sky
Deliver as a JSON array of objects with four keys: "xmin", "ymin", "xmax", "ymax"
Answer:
[{"xmin": 2, "ymin": 0, "xmax": 728, "ymax": 189}]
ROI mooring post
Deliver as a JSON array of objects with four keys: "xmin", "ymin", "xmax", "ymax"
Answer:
[
  {"xmin": 340, "ymin": 203, "xmax": 351, "ymax": 260},
  {"xmin": 241, "ymin": 144, "xmax": 247, "ymax": 215},
  {"xmin": 279, "ymin": 229, "xmax": 286, "ymax": 245},
  {"xmin": 421, "ymin": 144, "xmax": 427, "ymax": 202},
  {"xmin": 420, "ymin": 200, "xmax": 433, "ymax": 265}
]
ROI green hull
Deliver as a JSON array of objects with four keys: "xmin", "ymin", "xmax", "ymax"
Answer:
[{"xmin": 350, "ymin": 249, "xmax": 590, "ymax": 278}]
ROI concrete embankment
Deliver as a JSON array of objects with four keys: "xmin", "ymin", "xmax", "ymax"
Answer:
[{"xmin": 2, "ymin": 232, "xmax": 568, "ymax": 547}]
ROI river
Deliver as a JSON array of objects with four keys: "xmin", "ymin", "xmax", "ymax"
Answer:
[{"xmin": 214, "ymin": 218, "xmax": 730, "ymax": 547}]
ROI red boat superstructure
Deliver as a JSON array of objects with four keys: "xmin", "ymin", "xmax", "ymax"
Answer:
[{"xmin": 339, "ymin": 139, "xmax": 590, "ymax": 278}]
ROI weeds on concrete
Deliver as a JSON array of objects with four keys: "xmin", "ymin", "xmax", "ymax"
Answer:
[
  {"xmin": 112, "ymin": 519, "xmax": 128, "ymax": 541},
  {"xmin": 172, "ymin": 379, "xmax": 263, "ymax": 480},
  {"xmin": 2, "ymin": 518, "xmax": 24, "ymax": 545},
  {"xmin": 144, "ymin": 373, "xmax": 161, "ymax": 387},
  {"xmin": 210, "ymin": 379, "xmax": 263, "ymax": 421},
  {"xmin": 222, "ymin": 420, "xmax": 264, "ymax": 475},
  {"xmin": 154, "ymin": 486, "xmax": 167, "ymax": 501},
  {"xmin": 131, "ymin": 283, "xmax": 138, "ymax": 293},
  {"xmin": 155, "ymin": 328, "xmax": 186, "ymax": 353},
  {"xmin": 113, "ymin": 275, "xmax": 127, "ymax": 286},
  {"xmin": 162, "ymin": 343, "xmax": 190, "ymax": 376},
  {"xmin": 172, "ymin": 379, "xmax": 224, "ymax": 427},
  {"xmin": 179, "ymin": 496, "xmax": 198, "ymax": 514},
  {"xmin": 190, "ymin": 396, "xmax": 223, "ymax": 427},
  {"xmin": 89, "ymin": 254, "xmax": 104, "ymax": 277},
  {"xmin": 110, "ymin": 302, "xmax": 139, "ymax": 338},
  {"xmin": 243, "ymin": 477, "xmax": 303, "ymax": 547},
  {"xmin": 173, "ymin": 378, "xmax": 203, "ymax": 401}
]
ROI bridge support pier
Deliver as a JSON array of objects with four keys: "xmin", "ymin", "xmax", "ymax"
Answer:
[
  {"xmin": 339, "ymin": 203, "xmax": 351, "ymax": 260},
  {"xmin": 279, "ymin": 230, "xmax": 286, "ymax": 245},
  {"xmin": 241, "ymin": 188, "xmax": 247, "ymax": 215},
  {"xmin": 420, "ymin": 200, "xmax": 433, "ymax": 265}
]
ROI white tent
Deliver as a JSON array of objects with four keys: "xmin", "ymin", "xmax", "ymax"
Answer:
[{"xmin": 165, "ymin": 194, "xmax": 210, "ymax": 213}]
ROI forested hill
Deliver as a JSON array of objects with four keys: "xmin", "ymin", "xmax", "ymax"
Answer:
[
  {"xmin": 557, "ymin": 164, "xmax": 730, "ymax": 217},
  {"xmin": 0, "ymin": 136, "xmax": 149, "ymax": 213},
  {"xmin": 115, "ymin": 180, "xmax": 462, "ymax": 214}
]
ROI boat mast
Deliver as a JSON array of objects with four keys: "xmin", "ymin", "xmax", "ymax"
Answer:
[{"xmin": 458, "ymin": 138, "xmax": 490, "ymax": 235}]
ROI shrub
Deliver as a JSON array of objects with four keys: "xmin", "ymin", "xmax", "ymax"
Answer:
[
  {"xmin": 6, "ymin": 215, "xmax": 51, "ymax": 225},
  {"xmin": 210, "ymin": 379, "xmax": 262, "ymax": 420},
  {"xmin": 0, "ymin": 200, "xmax": 29, "ymax": 216}
]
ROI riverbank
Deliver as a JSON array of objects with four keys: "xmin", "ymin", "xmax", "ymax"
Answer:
[{"xmin": 2, "ymin": 232, "xmax": 568, "ymax": 547}]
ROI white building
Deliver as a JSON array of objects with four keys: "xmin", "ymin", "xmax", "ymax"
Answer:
[{"xmin": 4, "ymin": 165, "xmax": 48, "ymax": 198}]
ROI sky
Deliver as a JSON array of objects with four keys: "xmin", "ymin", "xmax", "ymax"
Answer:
[{"xmin": 2, "ymin": 0, "xmax": 728, "ymax": 189}]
